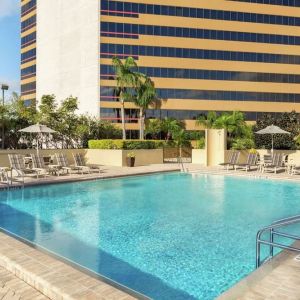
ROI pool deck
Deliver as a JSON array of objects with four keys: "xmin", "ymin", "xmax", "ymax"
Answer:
[
  {"xmin": 0, "ymin": 164, "xmax": 182, "ymax": 189},
  {"xmin": 1, "ymin": 163, "xmax": 300, "ymax": 299},
  {"xmin": 0, "ymin": 231, "xmax": 141, "ymax": 300},
  {"xmin": 218, "ymin": 244, "xmax": 300, "ymax": 300}
]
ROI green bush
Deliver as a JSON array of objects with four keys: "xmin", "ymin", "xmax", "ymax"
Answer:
[
  {"xmin": 88, "ymin": 140, "xmax": 171, "ymax": 150},
  {"xmin": 195, "ymin": 137, "xmax": 205, "ymax": 149},
  {"xmin": 185, "ymin": 131, "xmax": 204, "ymax": 141},
  {"xmin": 231, "ymin": 138, "xmax": 255, "ymax": 150},
  {"xmin": 88, "ymin": 140, "xmax": 123, "ymax": 149}
]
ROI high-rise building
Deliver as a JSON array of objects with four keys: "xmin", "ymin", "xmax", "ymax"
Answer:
[{"xmin": 21, "ymin": 0, "xmax": 300, "ymax": 135}]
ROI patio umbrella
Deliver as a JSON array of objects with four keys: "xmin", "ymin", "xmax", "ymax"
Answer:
[
  {"xmin": 19, "ymin": 123, "xmax": 56, "ymax": 155},
  {"xmin": 256, "ymin": 125, "xmax": 290, "ymax": 154}
]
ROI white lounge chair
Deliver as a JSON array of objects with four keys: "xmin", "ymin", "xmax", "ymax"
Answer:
[
  {"xmin": 8, "ymin": 154, "xmax": 41, "ymax": 182},
  {"xmin": 262, "ymin": 153, "xmax": 285, "ymax": 174},
  {"xmin": 220, "ymin": 151, "xmax": 240, "ymax": 170},
  {"xmin": 31, "ymin": 153, "xmax": 61, "ymax": 177},
  {"xmin": 55, "ymin": 153, "xmax": 74, "ymax": 175},
  {"xmin": 73, "ymin": 153, "xmax": 101, "ymax": 174},
  {"xmin": 235, "ymin": 153, "xmax": 258, "ymax": 172}
]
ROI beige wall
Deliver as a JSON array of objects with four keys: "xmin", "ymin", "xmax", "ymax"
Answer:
[
  {"xmin": 122, "ymin": 149, "xmax": 163, "ymax": 166},
  {"xmin": 206, "ymin": 129, "xmax": 227, "ymax": 166},
  {"xmin": 0, "ymin": 149, "xmax": 163, "ymax": 168},
  {"xmin": 0, "ymin": 149, "xmax": 86, "ymax": 168},
  {"xmin": 192, "ymin": 149, "xmax": 206, "ymax": 165}
]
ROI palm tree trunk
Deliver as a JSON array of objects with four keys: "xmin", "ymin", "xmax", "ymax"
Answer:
[
  {"xmin": 139, "ymin": 108, "xmax": 144, "ymax": 140},
  {"xmin": 120, "ymin": 100, "xmax": 126, "ymax": 140}
]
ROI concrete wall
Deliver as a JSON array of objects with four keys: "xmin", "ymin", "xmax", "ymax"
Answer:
[
  {"xmin": 0, "ymin": 149, "xmax": 86, "ymax": 168},
  {"xmin": 192, "ymin": 149, "xmax": 206, "ymax": 164},
  {"xmin": 36, "ymin": 0, "xmax": 99, "ymax": 116},
  {"xmin": 206, "ymin": 129, "xmax": 227, "ymax": 166},
  {"xmin": 0, "ymin": 149, "xmax": 164, "ymax": 168}
]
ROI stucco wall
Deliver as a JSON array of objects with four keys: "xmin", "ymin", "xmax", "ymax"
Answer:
[
  {"xmin": 192, "ymin": 149, "xmax": 206, "ymax": 164},
  {"xmin": 0, "ymin": 149, "xmax": 163, "ymax": 168},
  {"xmin": 36, "ymin": 0, "xmax": 99, "ymax": 116}
]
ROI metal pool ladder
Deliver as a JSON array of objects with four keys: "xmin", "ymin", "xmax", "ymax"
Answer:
[{"xmin": 256, "ymin": 215, "xmax": 300, "ymax": 268}]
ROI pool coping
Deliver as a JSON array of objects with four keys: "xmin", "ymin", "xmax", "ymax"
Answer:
[
  {"xmin": 0, "ymin": 167, "xmax": 181, "ymax": 190},
  {"xmin": 0, "ymin": 228, "xmax": 150, "ymax": 300},
  {"xmin": 217, "ymin": 244, "xmax": 300, "ymax": 299},
  {"xmin": 189, "ymin": 167, "xmax": 300, "ymax": 184}
]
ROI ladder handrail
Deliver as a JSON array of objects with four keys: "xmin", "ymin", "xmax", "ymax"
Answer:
[
  {"xmin": 257, "ymin": 216, "xmax": 300, "ymax": 237},
  {"xmin": 256, "ymin": 214, "xmax": 300, "ymax": 268}
]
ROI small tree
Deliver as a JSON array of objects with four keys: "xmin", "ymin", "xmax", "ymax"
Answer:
[
  {"xmin": 145, "ymin": 119, "xmax": 162, "ymax": 139},
  {"xmin": 133, "ymin": 76, "xmax": 157, "ymax": 140},
  {"xmin": 161, "ymin": 118, "xmax": 184, "ymax": 141},
  {"xmin": 112, "ymin": 57, "xmax": 139, "ymax": 140},
  {"xmin": 196, "ymin": 111, "xmax": 217, "ymax": 129}
]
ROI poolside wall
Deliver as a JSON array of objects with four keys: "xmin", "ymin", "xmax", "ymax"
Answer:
[
  {"xmin": 192, "ymin": 129, "xmax": 227, "ymax": 166},
  {"xmin": 0, "ymin": 149, "xmax": 164, "ymax": 168}
]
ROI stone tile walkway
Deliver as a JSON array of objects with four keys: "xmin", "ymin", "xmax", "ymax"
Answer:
[
  {"xmin": 219, "ymin": 248, "xmax": 300, "ymax": 300},
  {"xmin": 0, "ymin": 265, "xmax": 49, "ymax": 299},
  {"xmin": 0, "ymin": 232, "xmax": 140, "ymax": 300}
]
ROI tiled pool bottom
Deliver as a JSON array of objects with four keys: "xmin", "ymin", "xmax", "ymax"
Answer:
[{"xmin": 1, "ymin": 173, "xmax": 300, "ymax": 299}]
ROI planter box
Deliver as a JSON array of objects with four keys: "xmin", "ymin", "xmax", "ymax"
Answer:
[{"xmin": 192, "ymin": 149, "xmax": 206, "ymax": 165}]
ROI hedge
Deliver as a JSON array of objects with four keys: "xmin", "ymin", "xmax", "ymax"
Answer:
[{"xmin": 88, "ymin": 140, "xmax": 174, "ymax": 150}]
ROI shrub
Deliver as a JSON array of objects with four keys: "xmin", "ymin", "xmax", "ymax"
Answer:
[
  {"xmin": 231, "ymin": 138, "xmax": 255, "ymax": 150},
  {"xmin": 88, "ymin": 140, "xmax": 123, "ymax": 149},
  {"xmin": 88, "ymin": 140, "xmax": 169, "ymax": 150},
  {"xmin": 185, "ymin": 131, "xmax": 204, "ymax": 141},
  {"xmin": 195, "ymin": 137, "xmax": 205, "ymax": 149}
]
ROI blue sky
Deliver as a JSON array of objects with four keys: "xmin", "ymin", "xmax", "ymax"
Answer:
[{"xmin": 0, "ymin": 0, "xmax": 20, "ymax": 95}]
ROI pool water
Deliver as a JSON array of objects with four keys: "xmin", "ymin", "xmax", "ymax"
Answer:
[{"xmin": 0, "ymin": 173, "xmax": 300, "ymax": 299}]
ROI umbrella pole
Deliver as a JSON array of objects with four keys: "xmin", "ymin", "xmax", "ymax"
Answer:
[
  {"xmin": 37, "ymin": 133, "xmax": 39, "ymax": 156},
  {"xmin": 271, "ymin": 134, "xmax": 274, "ymax": 156}
]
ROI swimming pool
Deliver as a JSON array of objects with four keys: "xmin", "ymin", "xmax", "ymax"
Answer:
[{"xmin": 0, "ymin": 173, "xmax": 299, "ymax": 299}]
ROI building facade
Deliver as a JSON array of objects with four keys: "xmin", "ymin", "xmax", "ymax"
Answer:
[{"xmin": 21, "ymin": 0, "xmax": 300, "ymax": 134}]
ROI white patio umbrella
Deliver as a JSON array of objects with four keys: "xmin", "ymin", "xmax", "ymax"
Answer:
[
  {"xmin": 256, "ymin": 125, "xmax": 290, "ymax": 154},
  {"xmin": 19, "ymin": 123, "xmax": 56, "ymax": 155}
]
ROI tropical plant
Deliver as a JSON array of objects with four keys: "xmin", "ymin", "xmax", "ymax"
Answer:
[
  {"xmin": 145, "ymin": 119, "xmax": 162, "ymax": 139},
  {"xmin": 2, "ymin": 94, "xmax": 122, "ymax": 149},
  {"xmin": 133, "ymin": 76, "xmax": 158, "ymax": 140},
  {"xmin": 161, "ymin": 118, "xmax": 184, "ymax": 141},
  {"xmin": 195, "ymin": 137, "xmax": 205, "ymax": 149},
  {"xmin": 231, "ymin": 138, "xmax": 255, "ymax": 150},
  {"xmin": 196, "ymin": 111, "xmax": 217, "ymax": 129},
  {"xmin": 112, "ymin": 56, "xmax": 140, "ymax": 140}
]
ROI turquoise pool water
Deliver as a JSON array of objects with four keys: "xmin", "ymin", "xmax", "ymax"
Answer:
[{"xmin": 0, "ymin": 173, "xmax": 299, "ymax": 299}]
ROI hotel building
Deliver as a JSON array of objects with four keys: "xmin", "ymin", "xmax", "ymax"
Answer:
[{"xmin": 21, "ymin": 0, "xmax": 300, "ymax": 135}]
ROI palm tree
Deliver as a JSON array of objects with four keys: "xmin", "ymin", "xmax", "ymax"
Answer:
[
  {"xmin": 112, "ymin": 57, "xmax": 139, "ymax": 140},
  {"xmin": 196, "ymin": 111, "xmax": 217, "ymax": 129},
  {"xmin": 161, "ymin": 118, "xmax": 183, "ymax": 141},
  {"xmin": 133, "ymin": 76, "xmax": 157, "ymax": 140}
]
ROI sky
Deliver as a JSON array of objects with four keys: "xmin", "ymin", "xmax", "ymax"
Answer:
[{"xmin": 0, "ymin": 0, "xmax": 20, "ymax": 96}]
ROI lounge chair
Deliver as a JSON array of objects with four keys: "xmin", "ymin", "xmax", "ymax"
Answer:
[
  {"xmin": 55, "ymin": 153, "xmax": 74, "ymax": 175},
  {"xmin": 262, "ymin": 153, "xmax": 285, "ymax": 174},
  {"xmin": 8, "ymin": 154, "xmax": 41, "ymax": 182},
  {"xmin": 220, "ymin": 151, "xmax": 240, "ymax": 170},
  {"xmin": 0, "ymin": 167, "xmax": 9, "ymax": 187},
  {"xmin": 220, "ymin": 151, "xmax": 235, "ymax": 167},
  {"xmin": 235, "ymin": 153, "xmax": 258, "ymax": 172},
  {"xmin": 72, "ymin": 153, "xmax": 101, "ymax": 174},
  {"xmin": 31, "ymin": 153, "xmax": 60, "ymax": 176}
]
